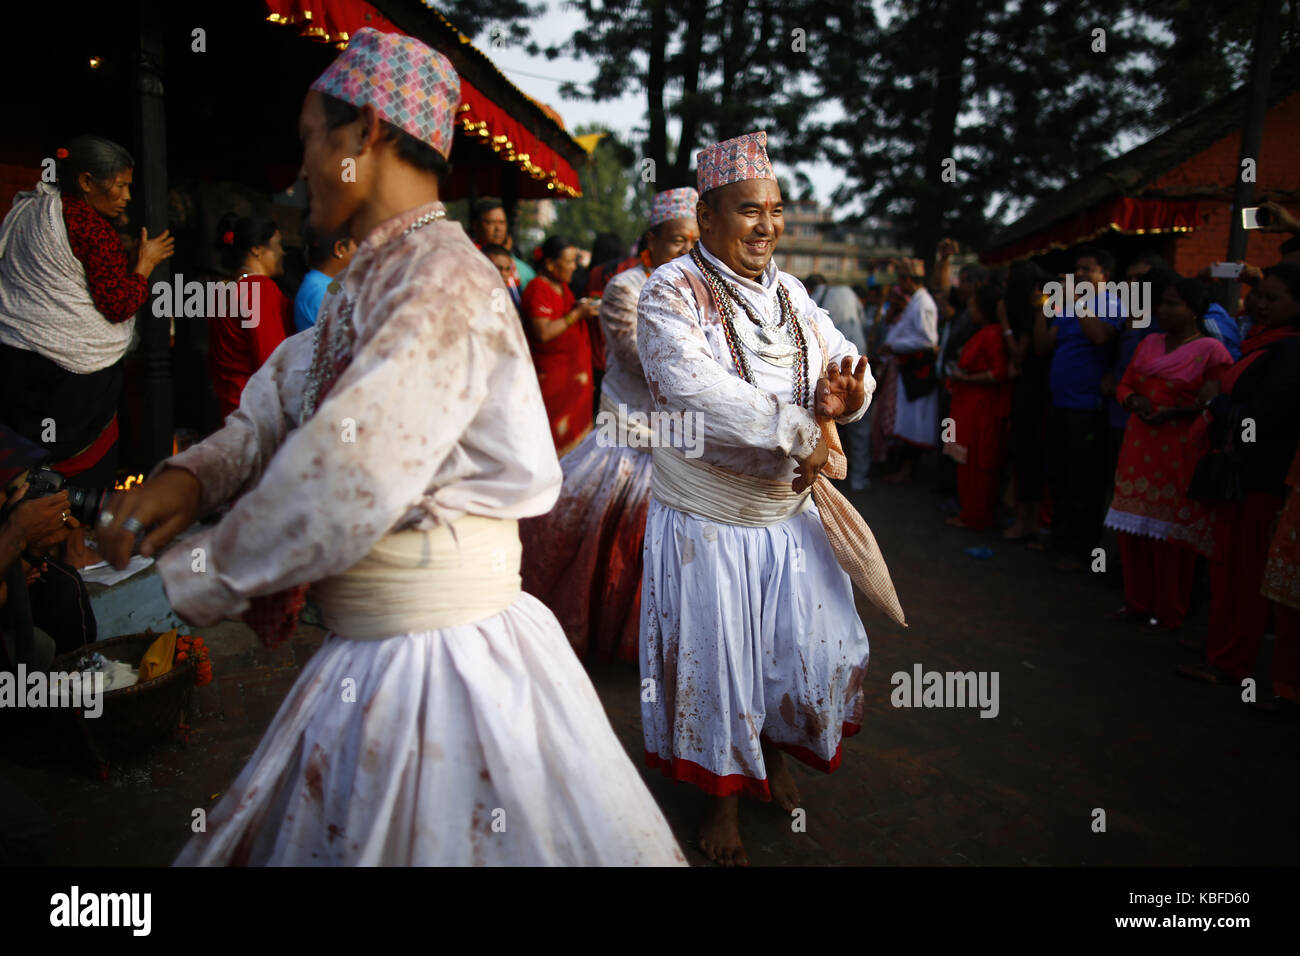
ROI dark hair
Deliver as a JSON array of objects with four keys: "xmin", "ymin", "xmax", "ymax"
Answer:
[
  {"xmin": 216, "ymin": 212, "xmax": 278, "ymax": 273},
  {"xmin": 480, "ymin": 243, "xmax": 512, "ymax": 259},
  {"xmin": 319, "ymin": 93, "xmax": 451, "ymax": 182},
  {"xmin": 700, "ymin": 188, "xmax": 722, "ymax": 210},
  {"xmin": 1135, "ymin": 252, "xmax": 1167, "ymax": 270},
  {"xmin": 1074, "ymin": 244, "xmax": 1115, "ymax": 278},
  {"xmin": 971, "ymin": 284, "xmax": 1002, "ymax": 323},
  {"xmin": 806, "ymin": 273, "xmax": 828, "ymax": 289},
  {"xmin": 301, "ymin": 218, "xmax": 350, "ymax": 270},
  {"xmin": 56, "ymin": 134, "xmax": 134, "ymax": 196},
  {"xmin": 535, "ymin": 235, "xmax": 575, "ymax": 265},
  {"xmin": 591, "ymin": 231, "xmax": 624, "ymax": 262},
  {"xmin": 958, "ymin": 263, "xmax": 989, "ymax": 285},
  {"xmin": 1167, "ymin": 276, "xmax": 1209, "ymax": 331},
  {"xmin": 1003, "ymin": 260, "xmax": 1052, "ymax": 332},
  {"xmin": 1263, "ymin": 261, "xmax": 1300, "ymax": 307},
  {"xmin": 472, "ymin": 198, "xmax": 505, "ymax": 222}
]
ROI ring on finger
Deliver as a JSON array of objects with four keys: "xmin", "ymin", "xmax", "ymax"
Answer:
[
  {"xmin": 98, "ymin": 510, "xmax": 115, "ymax": 528},
  {"xmin": 122, "ymin": 516, "xmax": 146, "ymax": 537}
]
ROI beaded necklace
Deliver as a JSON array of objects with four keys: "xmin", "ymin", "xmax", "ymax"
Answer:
[
  {"xmin": 689, "ymin": 246, "xmax": 810, "ymax": 410},
  {"xmin": 301, "ymin": 207, "xmax": 447, "ymax": 420}
]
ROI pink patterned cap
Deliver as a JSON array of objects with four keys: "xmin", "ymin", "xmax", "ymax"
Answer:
[
  {"xmin": 696, "ymin": 131, "xmax": 775, "ymax": 194},
  {"xmin": 310, "ymin": 28, "xmax": 460, "ymax": 159},
  {"xmin": 647, "ymin": 187, "xmax": 699, "ymax": 228}
]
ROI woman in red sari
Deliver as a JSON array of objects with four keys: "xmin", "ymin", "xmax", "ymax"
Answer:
[
  {"xmin": 1105, "ymin": 277, "xmax": 1231, "ymax": 631},
  {"xmin": 209, "ymin": 212, "xmax": 292, "ymax": 421},
  {"xmin": 944, "ymin": 285, "xmax": 1012, "ymax": 530},
  {"xmin": 520, "ymin": 235, "xmax": 599, "ymax": 456}
]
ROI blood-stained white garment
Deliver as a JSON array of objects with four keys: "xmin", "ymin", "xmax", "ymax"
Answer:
[
  {"xmin": 520, "ymin": 265, "xmax": 656, "ymax": 662},
  {"xmin": 636, "ymin": 243, "xmax": 871, "ymax": 480},
  {"xmin": 165, "ymin": 202, "xmax": 685, "ymax": 866},
  {"xmin": 635, "ymin": 243, "xmax": 872, "ymax": 798},
  {"xmin": 596, "ymin": 265, "xmax": 654, "ymax": 416},
  {"xmin": 882, "ymin": 286, "xmax": 939, "ymax": 448}
]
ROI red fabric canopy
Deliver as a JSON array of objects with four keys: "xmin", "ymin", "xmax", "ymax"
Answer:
[
  {"xmin": 982, "ymin": 197, "xmax": 1199, "ymax": 266},
  {"xmin": 264, "ymin": 0, "xmax": 582, "ymax": 198}
]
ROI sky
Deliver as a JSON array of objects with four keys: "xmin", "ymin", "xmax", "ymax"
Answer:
[{"xmin": 479, "ymin": 2, "xmax": 852, "ymax": 209}]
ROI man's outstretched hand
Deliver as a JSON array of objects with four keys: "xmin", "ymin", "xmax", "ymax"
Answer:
[
  {"xmin": 814, "ymin": 355, "xmax": 869, "ymax": 421},
  {"xmin": 97, "ymin": 468, "xmax": 202, "ymax": 569}
]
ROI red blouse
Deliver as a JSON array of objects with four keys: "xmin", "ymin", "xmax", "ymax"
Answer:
[
  {"xmin": 61, "ymin": 194, "xmax": 149, "ymax": 323},
  {"xmin": 209, "ymin": 274, "xmax": 292, "ymax": 419}
]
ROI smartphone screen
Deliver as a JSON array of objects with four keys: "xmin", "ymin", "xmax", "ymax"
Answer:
[{"xmin": 1242, "ymin": 207, "xmax": 1262, "ymax": 229}]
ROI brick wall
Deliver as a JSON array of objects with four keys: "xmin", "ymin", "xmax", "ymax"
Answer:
[{"xmin": 1154, "ymin": 90, "xmax": 1300, "ymax": 275}]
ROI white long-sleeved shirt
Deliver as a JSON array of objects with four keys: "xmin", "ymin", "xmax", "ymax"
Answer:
[
  {"xmin": 156, "ymin": 202, "xmax": 562, "ymax": 626},
  {"xmin": 636, "ymin": 242, "xmax": 872, "ymax": 481}
]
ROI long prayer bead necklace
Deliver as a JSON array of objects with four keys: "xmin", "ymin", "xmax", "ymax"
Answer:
[
  {"xmin": 690, "ymin": 246, "xmax": 811, "ymax": 410},
  {"xmin": 301, "ymin": 207, "xmax": 447, "ymax": 419}
]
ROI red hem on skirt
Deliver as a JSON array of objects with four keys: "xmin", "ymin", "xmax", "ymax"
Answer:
[{"xmin": 644, "ymin": 721, "xmax": 861, "ymax": 800}]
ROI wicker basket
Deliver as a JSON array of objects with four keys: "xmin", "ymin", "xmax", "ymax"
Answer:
[{"xmin": 50, "ymin": 631, "xmax": 197, "ymax": 775}]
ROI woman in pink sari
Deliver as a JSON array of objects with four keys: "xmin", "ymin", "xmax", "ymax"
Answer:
[{"xmin": 1104, "ymin": 277, "xmax": 1231, "ymax": 631}]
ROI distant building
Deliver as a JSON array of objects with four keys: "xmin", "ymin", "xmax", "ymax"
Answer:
[{"xmin": 773, "ymin": 199, "xmax": 911, "ymax": 282}]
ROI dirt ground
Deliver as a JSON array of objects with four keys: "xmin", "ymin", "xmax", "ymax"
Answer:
[{"xmin": 4, "ymin": 475, "xmax": 1297, "ymax": 866}]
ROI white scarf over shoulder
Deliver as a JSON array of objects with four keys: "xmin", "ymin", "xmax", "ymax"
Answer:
[{"xmin": 0, "ymin": 182, "xmax": 136, "ymax": 373}]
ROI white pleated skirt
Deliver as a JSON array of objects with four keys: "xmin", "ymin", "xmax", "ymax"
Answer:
[
  {"xmin": 640, "ymin": 499, "xmax": 870, "ymax": 800},
  {"xmin": 175, "ymin": 593, "xmax": 686, "ymax": 866}
]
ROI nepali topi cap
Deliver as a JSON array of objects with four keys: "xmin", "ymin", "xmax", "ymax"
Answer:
[
  {"xmin": 696, "ymin": 131, "xmax": 775, "ymax": 194},
  {"xmin": 647, "ymin": 187, "xmax": 699, "ymax": 228},
  {"xmin": 310, "ymin": 28, "xmax": 461, "ymax": 159}
]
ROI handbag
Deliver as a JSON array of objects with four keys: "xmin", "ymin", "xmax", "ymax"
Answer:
[{"xmin": 1186, "ymin": 405, "xmax": 1244, "ymax": 503}]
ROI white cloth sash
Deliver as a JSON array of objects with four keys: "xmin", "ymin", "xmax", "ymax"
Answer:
[
  {"xmin": 650, "ymin": 444, "xmax": 812, "ymax": 527},
  {"xmin": 597, "ymin": 389, "xmax": 654, "ymax": 449},
  {"xmin": 312, "ymin": 516, "xmax": 522, "ymax": 640}
]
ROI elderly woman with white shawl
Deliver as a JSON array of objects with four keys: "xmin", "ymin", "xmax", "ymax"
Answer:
[{"xmin": 0, "ymin": 136, "xmax": 173, "ymax": 488}]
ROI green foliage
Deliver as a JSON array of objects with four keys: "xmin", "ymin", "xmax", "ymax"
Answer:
[{"xmin": 547, "ymin": 125, "xmax": 648, "ymax": 249}]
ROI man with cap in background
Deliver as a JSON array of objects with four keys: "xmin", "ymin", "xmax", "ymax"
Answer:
[
  {"xmin": 636, "ymin": 131, "xmax": 905, "ymax": 865},
  {"xmin": 99, "ymin": 28, "xmax": 684, "ymax": 867},
  {"xmin": 521, "ymin": 187, "xmax": 698, "ymax": 663}
]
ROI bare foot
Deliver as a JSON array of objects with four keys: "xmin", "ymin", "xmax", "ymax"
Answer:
[
  {"xmin": 698, "ymin": 796, "xmax": 748, "ymax": 866},
  {"xmin": 762, "ymin": 741, "xmax": 801, "ymax": 812}
]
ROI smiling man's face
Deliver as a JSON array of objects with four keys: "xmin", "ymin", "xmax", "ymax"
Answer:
[{"xmin": 698, "ymin": 178, "xmax": 783, "ymax": 280}]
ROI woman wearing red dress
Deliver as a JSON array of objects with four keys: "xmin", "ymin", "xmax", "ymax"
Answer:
[
  {"xmin": 943, "ymin": 285, "xmax": 1013, "ymax": 530},
  {"xmin": 520, "ymin": 236, "xmax": 599, "ymax": 456},
  {"xmin": 209, "ymin": 212, "xmax": 292, "ymax": 421}
]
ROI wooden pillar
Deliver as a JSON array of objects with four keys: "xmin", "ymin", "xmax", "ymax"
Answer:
[{"xmin": 135, "ymin": 4, "xmax": 173, "ymax": 469}]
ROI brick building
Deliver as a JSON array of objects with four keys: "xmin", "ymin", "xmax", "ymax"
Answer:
[{"xmin": 981, "ymin": 61, "xmax": 1300, "ymax": 276}]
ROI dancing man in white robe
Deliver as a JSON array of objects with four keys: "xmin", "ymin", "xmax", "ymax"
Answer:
[
  {"xmin": 520, "ymin": 189, "xmax": 698, "ymax": 662},
  {"xmin": 637, "ymin": 131, "xmax": 905, "ymax": 866},
  {"xmin": 97, "ymin": 29, "xmax": 684, "ymax": 867}
]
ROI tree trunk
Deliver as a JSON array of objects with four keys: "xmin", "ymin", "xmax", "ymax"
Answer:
[
  {"xmin": 671, "ymin": 0, "xmax": 707, "ymax": 186},
  {"xmin": 646, "ymin": 0, "xmax": 669, "ymax": 183},
  {"xmin": 916, "ymin": 0, "xmax": 971, "ymax": 275}
]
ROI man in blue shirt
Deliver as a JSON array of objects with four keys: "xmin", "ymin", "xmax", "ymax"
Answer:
[
  {"xmin": 1034, "ymin": 245, "xmax": 1125, "ymax": 572},
  {"xmin": 294, "ymin": 221, "xmax": 356, "ymax": 332}
]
